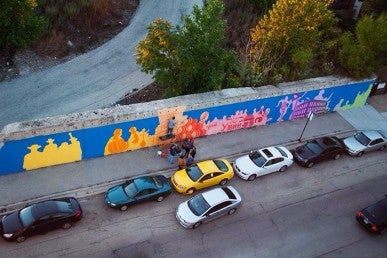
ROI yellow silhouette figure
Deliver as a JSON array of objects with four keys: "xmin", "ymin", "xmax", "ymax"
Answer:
[{"xmin": 23, "ymin": 133, "xmax": 82, "ymax": 171}]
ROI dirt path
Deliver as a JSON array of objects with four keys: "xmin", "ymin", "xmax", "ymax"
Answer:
[{"xmin": 0, "ymin": 0, "xmax": 203, "ymax": 130}]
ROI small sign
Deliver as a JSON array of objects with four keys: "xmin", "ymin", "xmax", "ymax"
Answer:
[{"xmin": 307, "ymin": 111, "xmax": 314, "ymax": 121}]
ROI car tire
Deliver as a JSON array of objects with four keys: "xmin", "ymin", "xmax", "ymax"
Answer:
[
  {"xmin": 62, "ymin": 222, "xmax": 72, "ymax": 229},
  {"xmin": 186, "ymin": 188, "xmax": 195, "ymax": 194},
  {"xmin": 307, "ymin": 162, "xmax": 314, "ymax": 168},
  {"xmin": 120, "ymin": 205, "xmax": 128, "ymax": 211},
  {"xmin": 156, "ymin": 196, "xmax": 164, "ymax": 202},
  {"xmin": 279, "ymin": 165, "xmax": 288, "ymax": 172},
  {"xmin": 380, "ymin": 145, "xmax": 386, "ymax": 151},
  {"xmin": 248, "ymin": 174, "xmax": 256, "ymax": 181},
  {"xmin": 334, "ymin": 153, "xmax": 341, "ymax": 160},
  {"xmin": 16, "ymin": 235, "xmax": 26, "ymax": 243},
  {"xmin": 193, "ymin": 222, "xmax": 201, "ymax": 229},
  {"xmin": 357, "ymin": 151, "xmax": 364, "ymax": 157},
  {"xmin": 228, "ymin": 208, "xmax": 236, "ymax": 215},
  {"xmin": 219, "ymin": 179, "xmax": 228, "ymax": 186}
]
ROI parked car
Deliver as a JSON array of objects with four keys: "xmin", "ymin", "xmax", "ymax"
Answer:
[
  {"xmin": 105, "ymin": 175, "xmax": 172, "ymax": 211},
  {"xmin": 233, "ymin": 146, "xmax": 293, "ymax": 181},
  {"xmin": 356, "ymin": 195, "xmax": 387, "ymax": 234},
  {"xmin": 293, "ymin": 136, "xmax": 345, "ymax": 168},
  {"xmin": 343, "ymin": 130, "xmax": 387, "ymax": 157},
  {"xmin": 0, "ymin": 197, "xmax": 82, "ymax": 243},
  {"xmin": 175, "ymin": 186, "xmax": 241, "ymax": 229},
  {"xmin": 171, "ymin": 159, "xmax": 234, "ymax": 194}
]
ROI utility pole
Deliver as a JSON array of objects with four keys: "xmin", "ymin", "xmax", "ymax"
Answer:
[{"xmin": 298, "ymin": 111, "xmax": 314, "ymax": 141}]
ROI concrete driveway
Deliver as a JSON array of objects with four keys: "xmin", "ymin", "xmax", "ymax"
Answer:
[{"xmin": 0, "ymin": 0, "xmax": 202, "ymax": 129}]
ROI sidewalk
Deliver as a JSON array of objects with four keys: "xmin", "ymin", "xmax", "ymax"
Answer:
[{"xmin": 0, "ymin": 94, "xmax": 386, "ymax": 215}]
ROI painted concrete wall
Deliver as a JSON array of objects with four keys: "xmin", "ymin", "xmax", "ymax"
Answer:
[{"xmin": 0, "ymin": 77, "xmax": 373, "ymax": 175}]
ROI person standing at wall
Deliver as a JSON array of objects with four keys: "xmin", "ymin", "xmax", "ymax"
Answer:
[
  {"xmin": 168, "ymin": 144, "xmax": 177, "ymax": 164},
  {"xmin": 178, "ymin": 155, "xmax": 186, "ymax": 170},
  {"xmin": 167, "ymin": 116, "xmax": 176, "ymax": 135}
]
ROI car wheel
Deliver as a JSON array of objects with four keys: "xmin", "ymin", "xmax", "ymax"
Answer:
[
  {"xmin": 248, "ymin": 174, "xmax": 256, "ymax": 181},
  {"xmin": 62, "ymin": 222, "xmax": 72, "ymax": 229},
  {"xmin": 380, "ymin": 145, "xmax": 386, "ymax": 151},
  {"xmin": 156, "ymin": 196, "xmax": 164, "ymax": 202},
  {"xmin": 16, "ymin": 235, "xmax": 26, "ymax": 243},
  {"xmin": 357, "ymin": 151, "xmax": 364, "ymax": 157},
  {"xmin": 120, "ymin": 205, "xmax": 128, "ymax": 211},
  {"xmin": 334, "ymin": 153, "xmax": 341, "ymax": 160},
  {"xmin": 193, "ymin": 222, "xmax": 201, "ymax": 229},
  {"xmin": 228, "ymin": 208, "xmax": 236, "ymax": 215},
  {"xmin": 219, "ymin": 179, "xmax": 228, "ymax": 186},
  {"xmin": 186, "ymin": 188, "xmax": 195, "ymax": 194},
  {"xmin": 307, "ymin": 162, "xmax": 314, "ymax": 168},
  {"xmin": 279, "ymin": 165, "xmax": 288, "ymax": 172}
]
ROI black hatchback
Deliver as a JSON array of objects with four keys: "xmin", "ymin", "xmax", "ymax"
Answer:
[
  {"xmin": 356, "ymin": 196, "xmax": 387, "ymax": 234},
  {"xmin": 293, "ymin": 136, "xmax": 345, "ymax": 168},
  {"xmin": 0, "ymin": 197, "xmax": 82, "ymax": 243}
]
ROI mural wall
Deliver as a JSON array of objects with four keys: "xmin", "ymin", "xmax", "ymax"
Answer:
[{"xmin": 0, "ymin": 80, "xmax": 373, "ymax": 175}]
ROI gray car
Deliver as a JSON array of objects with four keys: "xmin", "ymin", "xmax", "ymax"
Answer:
[
  {"xmin": 176, "ymin": 186, "xmax": 241, "ymax": 229},
  {"xmin": 343, "ymin": 130, "xmax": 387, "ymax": 157}
]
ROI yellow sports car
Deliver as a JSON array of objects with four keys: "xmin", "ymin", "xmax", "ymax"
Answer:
[{"xmin": 171, "ymin": 159, "xmax": 234, "ymax": 194}]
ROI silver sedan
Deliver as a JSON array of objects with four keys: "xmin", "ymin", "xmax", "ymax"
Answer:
[
  {"xmin": 343, "ymin": 130, "xmax": 387, "ymax": 157},
  {"xmin": 176, "ymin": 186, "xmax": 241, "ymax": 229}
]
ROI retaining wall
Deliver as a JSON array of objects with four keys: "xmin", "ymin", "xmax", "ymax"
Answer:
[{"xmin": 0, "ymin": 76, "xmax": 374, "ymax": 175}]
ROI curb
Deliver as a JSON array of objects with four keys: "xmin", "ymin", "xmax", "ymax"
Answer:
[{"xmin": 0, "ymin": 129, "xmax": 355, "ymax": 216}]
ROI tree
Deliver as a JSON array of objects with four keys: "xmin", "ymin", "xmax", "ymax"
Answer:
[
  {"xmin": 0, "ymin": 0, "xmax": 48, "ymax": 48},
  {"xmin": 248, "ymin": 0, "xmax": 337, "ymax": 83},
  {"xmin": 338, "ymin": 13, "xmax": 387, "ymax": 79},
  {"xmin": 135, "ymin": 0, "xmax": 238, "ymax": 97}
]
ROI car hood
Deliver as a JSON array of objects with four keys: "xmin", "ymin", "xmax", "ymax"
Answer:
[
  {"xmin": 295, "ymin": 145, "xmax": 316, "ymax": 160},
  {"xmin": 343, "ymin": 136, "xmax": 365, "ymax": 152},
  {"xmin": 177, "ymin": 202, "xmax": 200, "ymax": 224},
  {"xmin": 235, "ymin": 155, "xmax": 260, "ymax": 174},
  {"xmin": 1, "ymin": 211, "xmax": 23, "ymax": 234},
  {"xmin": 106, "ymin": 185, "xmax": 132, "ymax": 204}
]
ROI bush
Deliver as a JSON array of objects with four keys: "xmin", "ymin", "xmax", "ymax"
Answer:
[{"xmin": 0, "ymin": 0, "xmax": 48, "ymax": 48}]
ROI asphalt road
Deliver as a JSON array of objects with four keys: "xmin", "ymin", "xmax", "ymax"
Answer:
[
  {"xmin": 0, "ymin": 0, "xmax": 203, "ymax": 129},
  {"xmin": 1, "ymin": 151, "xmax": 386, "ymax": 258}
]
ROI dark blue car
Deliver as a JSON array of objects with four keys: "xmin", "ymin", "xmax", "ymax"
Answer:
[{"xmin": 105, "ymin": 175, "xmax": 172, "ymax": 211}]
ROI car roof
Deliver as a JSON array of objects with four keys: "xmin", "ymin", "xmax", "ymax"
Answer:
[
  {"xmin": 202, "ymin": 187, "xmax": 231, "ymax": 206},
  {"xmin": 361, "ymin": 130, "xmax": 384, "ymax": 140},
  {"xmin": 31, "ymin": 199, "xmax": 72, "ymax": 218},
  {"xmin": 133, "ymin": 176, "xmax": 156, "ymax": 190},
  {"xmin": 315, "ymin": 136, "xmax": 340, "ymax": 148},
  {"xmin": 197, "ymin": 160, "xmax": 221, "ymax": 173},
  {"xmin": 259, "ymin": 146, "xmax": 288, "ymax": 159}
]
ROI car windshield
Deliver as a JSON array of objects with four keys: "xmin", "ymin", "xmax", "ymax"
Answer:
[
  {"xmin": 354, "ymin": 132, "xmax": 371, "ymax": 146},
  {"xmin": 124, "ymin": 181, "xmax": 139, "ymax": 198},
  {"xmin": 306, "ymin": 142, "xmax": 323, "ymax": 155},
  {"xmin": 19, "ymin": 206, "xmax": 36, "ymax": 227},
  {"xmin": 187, "ymin": 194, "xmax": 211, "ymax": 216},
  {"xmin": 186, "ymin": 165, "xmax": 204, "ymax": 181},
  {"xmin": 249, "ymin": 151, "xmax": 267, "ymax": 167}
]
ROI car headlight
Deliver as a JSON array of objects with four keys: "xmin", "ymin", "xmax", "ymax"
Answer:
[
  {"xmin": 3, "ymin": 233, "xmax": 13, "ymax": 238},
  {"xmin": 176, "ymin": 184, "xmax": 185, "ymax": 190},
  {"xmin": 110, "ymin": 203, "xmax": 117, "ymax": 207}
]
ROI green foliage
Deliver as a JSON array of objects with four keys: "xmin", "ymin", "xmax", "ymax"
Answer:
[
  {"xmin": 338, "ymin": 14, "xmax": 387, "ymax": 79},
  {"xmin": 0, "ymin": 0, "xmax": 48, "ymax": 48},
  {"xmin": 135, "ymin": 0, "xmax": 238, "ymax": 97},
  {"xmin": 248, "ymin": 0, "xmax": 338, "ymax": 84}
]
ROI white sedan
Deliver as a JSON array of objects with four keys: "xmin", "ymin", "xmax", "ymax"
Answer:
[
  {"xmin": 175, "ymin": 186, "xmax": 241, "ymax": 229},
  {"xmin": 343, "ymin": 130, "xmax": 387, "ymax": 157},
  {"xmin": 233, "ymin": 146, "xmax": 293, "ymax": 181}
]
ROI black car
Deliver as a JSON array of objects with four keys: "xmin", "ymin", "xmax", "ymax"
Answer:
[
  {"xmin": 0, "ymin": 197, "xmax": 82, "ymax": 243},
  {"xmin": 356, "ymin": 196, "xmax": 387, "ymax": 234},
  {"xmin": 293, "ymin": 136, "xmax": 345, "ymax": 168}
]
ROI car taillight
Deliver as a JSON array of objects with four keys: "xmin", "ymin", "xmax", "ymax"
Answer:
[
  {"xmin": 356, "ymin": 211, "xmax": 362, "ymax": 217},
  {"xmin": 75, "ymin": 210, "xmax": 82, "ymax": 218},
  {"xmin": 371, "ymin": 225, "xmax": 378, "ymax": 232}
]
